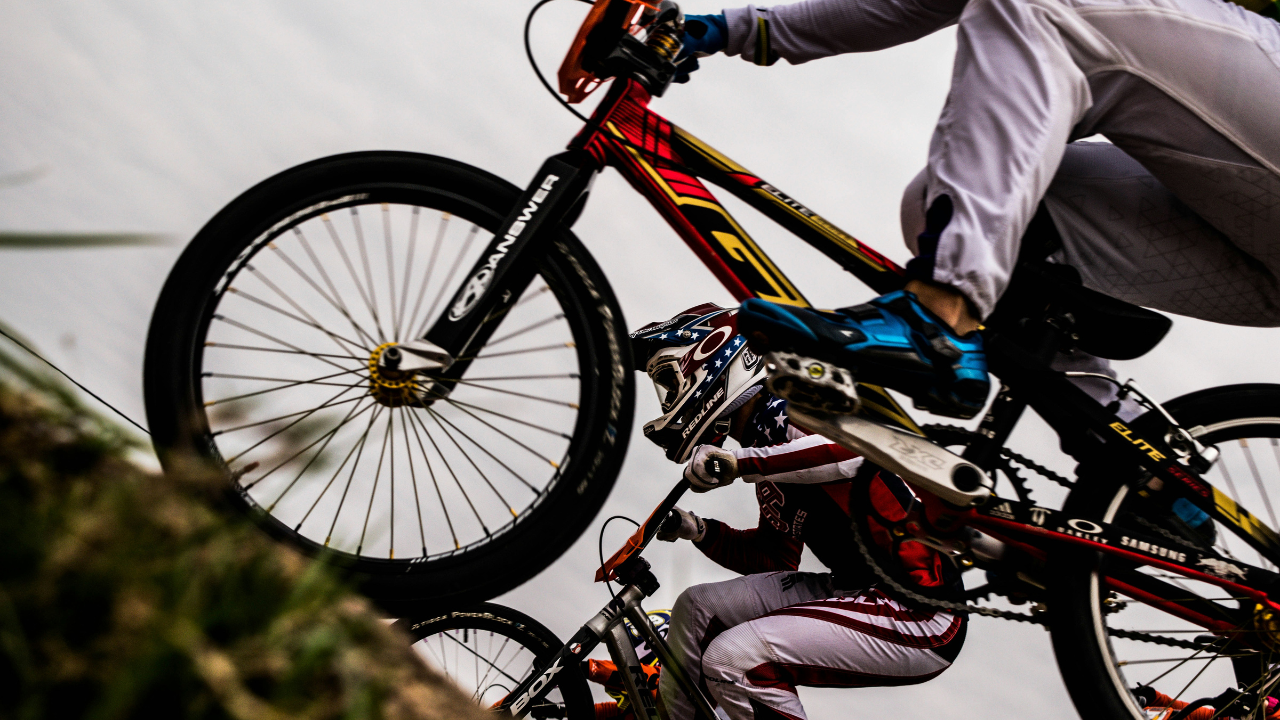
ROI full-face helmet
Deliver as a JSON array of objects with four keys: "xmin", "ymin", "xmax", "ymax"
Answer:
[{"xmin": 630, "ymin": 303, "xmax": 766, "ymax": 462}]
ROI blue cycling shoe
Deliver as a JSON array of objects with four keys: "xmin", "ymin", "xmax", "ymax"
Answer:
[{"xmin": 737, "ymin": 291, "xmax": 990, "ymax": 419}]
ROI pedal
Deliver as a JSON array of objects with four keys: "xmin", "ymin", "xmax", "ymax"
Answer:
[
  {"xmin": 786, "ymin": 406, "xmax": 994, "ymax": 507},
  {"xmin": 763, "ymin": 351, "xmax": 859, "ymax": 415}
]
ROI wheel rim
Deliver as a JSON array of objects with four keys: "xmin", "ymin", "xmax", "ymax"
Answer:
[
  {"xmin": 197, "ymin": 198, "xmax": 584, "ymax": 563},
  {"xmin": 1090, "ymin": 417, "xmax": 1280, "ymax": 719}
]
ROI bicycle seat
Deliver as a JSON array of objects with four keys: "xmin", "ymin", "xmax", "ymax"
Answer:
[
  {"xmin": 1056, "ymin": 279, "xmax": 1172, "ymax": 360},
  {"xmin": 993, "ymin": 262, "xmax": 1171, "ymax": 360}
]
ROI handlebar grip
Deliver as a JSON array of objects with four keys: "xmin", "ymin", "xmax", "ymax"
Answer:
[
  {"xmin": 704, "ymin": 456, "xmax": 732, "ymax": 483},
  {"xmin": 658, "ymin": 509, "xmax": 683, "ymax": 535}
]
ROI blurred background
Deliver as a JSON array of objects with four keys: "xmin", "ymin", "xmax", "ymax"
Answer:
[{"xmin": 3, "ymin": 1, "xmax": 1278, "ymax": 717}]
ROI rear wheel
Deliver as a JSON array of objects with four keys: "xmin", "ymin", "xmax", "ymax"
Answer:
[
  {"xmin": 144, "ymin": 151, "xmax": 633, "ymax": 611},
  {"xmin": 395, "ymin": 603, "xmax": 594, "ymax": 720},
  {"xmin": 1050, "ymin": 384, "xmax": 1280, "ymax": 720}
]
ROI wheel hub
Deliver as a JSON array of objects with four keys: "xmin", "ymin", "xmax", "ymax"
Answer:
[
  {"xmin": 1254, "ymin": 604, "xmax": 1280, "ymax": 651},
  {"xmin": 368, "ymin": 343, "xmax": 421, "ymax": 407}
]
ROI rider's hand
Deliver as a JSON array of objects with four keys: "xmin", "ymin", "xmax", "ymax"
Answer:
[
  {"xmin": 674, "ymin": 14, "xmax": 728, "ymax": 83},
  {"xmin": 685, "ymin": 445, "xmax": 738, "ymax": 492},
  {"xmin": 657, "ymin": 506, "xmax": 707, "ymax": 542}
]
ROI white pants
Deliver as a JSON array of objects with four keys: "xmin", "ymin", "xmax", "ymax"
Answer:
[
  {"xmin": 659, "ymin": 572, "xmax": 964, "ymax": 720},
  {"xmin": 903, "ymin": 0, "xmax": 1280, "ymax": 325}
]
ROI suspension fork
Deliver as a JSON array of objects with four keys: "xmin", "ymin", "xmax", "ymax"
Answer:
[{"xmin": 390, "ymin": 150, "xmax": 600, "ymax": 389}]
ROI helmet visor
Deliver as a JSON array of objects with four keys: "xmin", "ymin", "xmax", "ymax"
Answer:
[{"xmin": 647, "ymin": 356, "xmax": 686, "ymax": 413}]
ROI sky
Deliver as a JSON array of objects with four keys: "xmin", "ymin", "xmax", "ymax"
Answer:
[{"xmin": 3, "ymin": 1, "xmax": 1280, "ymax": 718}]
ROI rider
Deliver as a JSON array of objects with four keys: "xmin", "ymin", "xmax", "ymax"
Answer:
[
  {"xmin": 633, "ymin": 304, "xmax": 967, "ymax": 720},
  {"xmin": 678, "ymin": 0, "xmax": 1280, "ymax": 419}
]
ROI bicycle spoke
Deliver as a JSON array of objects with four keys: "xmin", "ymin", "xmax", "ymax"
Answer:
[
  {"xmin": 214, "ymin": 393, "xmax": 365, "ymax": 436},
  {"xmin": 382, "ymin": 204, "xmax": 402, "ymax": 340},
  {"xmin": 358, "ymin": 408, "xmax": 394, "ymax": 557},
  {"xmin": 443, "ymin": 399, "xmax": 564, "ymax": 467},
  {"xmin": 428, "ymin": 409, "xmax": 517, "ymax": 517},
  {"xmin": 405, "ymin": 212, "xmax": 450, "ymax": 340},
  {"xmin": 350, "ymin": 207, "xmax": 390, "ymax": 343},
  {"xmin": 245, "ymin": 263, "xmax": 373, "ymax": 353},
  {"xmin": 403, "ymin": 405, "xmax": 459, "ymax": 549},
  {"xmin": 203, "ymin": 366, "xmax": 366, "ymax": 407},
  {"xmin": 446, "ymin": 398, "xmax": 572, "ymax": 440},
  {"xmin": 406, "ymin": 407, "xmax": 490, "ymax": 537},
  {"xmin": 206, "ymin": 366, "xmax": 366, "ymax": 386},
  {"xmin": 255, "ymin": 398, "xmax": 377, "ymax": 505},
  {"xmin": 485, "ymin": 313, "xmax": 566, "ymax": 348},
  {"xmin": 443, "ymin": 633, "xmax": 521, "ymax": 686},
  {"xmin": 397, "ymin": 406, "xmax": 429, "ymax": 556},
  {"xmin": 449, "ymin": 378, "xmax": 579, "ymax": 409},
  {"xmin": 397, "ymin": 207, "xmax": 422, "ymax": 341},
  {"xmin": 1241, "ymin": 439, "xmax": 1279, "ymax": 531},
  {"xmin": 459, "ymin": 372, "xmax": 580, "ymax": 382},
  {"xmin": 470, "ymin": 341, "xmax": 575, "ymax": 362},
  {"xmin": 224, "ymin": 382, "xmax": 369, "ymax": 463},
  {"xmin": 204, "ymin": 342, "xmax": 352, "ymax": 360},
  {"xmin": 323, "ymin": 213, "xmax": 386, "ymax": 345},
  {"xmin": 213, "ymin": 314, "xmax": 355, "ymax": 374},
  {"xmin": 417, "ymin": 224, "xmax": 480, "ymax": 339},
  {"xmin": 512, "ymin": 284, "xmax": 550, "ymax": 310},
  {"xmin": 228, "ymin": 284, "xmax": 365, "ymax": 356},
  {"xmin": 295, "ymin": 405, "xmax": 384, "ymax": 533},
  {"xmin": 290, "ymin": 227, "xmax": 380, "ymax": 348},
  {"xmin": 325, "ymin": 403, "xmax": 385, "ymax": 548},
  {"xmin": 431, "ymin": 409, "xmax": 538, "ymax": 493}
]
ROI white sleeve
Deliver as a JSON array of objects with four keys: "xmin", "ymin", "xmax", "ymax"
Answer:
[
  {"xmin": 733, "ymin": 434, "xmax": 865, "ymax": 484},
  {"xmin": 722, "ymin": 0, "xmax": 964, "ymax": 66}
]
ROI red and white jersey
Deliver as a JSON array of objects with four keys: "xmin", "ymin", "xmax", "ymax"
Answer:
[{"xmin": 693, "ymin": 393, "xmax": 957, "ymax": 593}]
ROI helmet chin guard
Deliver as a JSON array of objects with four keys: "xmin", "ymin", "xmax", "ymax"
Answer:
[{"xmin": 630, "ymin": 304, "xmax": 767, "ymax": 462}]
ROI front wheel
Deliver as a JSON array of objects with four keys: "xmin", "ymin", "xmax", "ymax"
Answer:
[
  {"xmin": 395, "ymin": 603, "xmax": 595, "ymax": 719},
  {"xmin": 1049, "ymin": 384, "xmax": 1280, "ymax": 720},
  {"xmin": 144, "ymin": 151, "xmax": 633, "ymax": 612}
]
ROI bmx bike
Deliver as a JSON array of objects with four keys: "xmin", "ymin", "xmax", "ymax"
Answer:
[{"xmin": 143, "ymin": 3, "xmax": 1280, "ymax": 716}]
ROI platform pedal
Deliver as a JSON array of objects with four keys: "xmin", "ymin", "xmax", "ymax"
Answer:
[{"xmin": 763, "ymin": 351, "xmax": 859, "ymax": 415}]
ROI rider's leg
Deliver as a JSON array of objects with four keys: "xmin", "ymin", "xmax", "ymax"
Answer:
[
  {"xmin": 740, "ymin": 0, "xmax": 1280, "ymax": 416},
  {"xmin": 659, "ymin": 571, "xmax": 837, "ymax": 720},
  {"xmin": 699, "ymin": 588, "xmax": 966, "ymax": 720},
  {"xmin": 913, "ymin": 0, "xmax": 1280, "ymax": 321}
]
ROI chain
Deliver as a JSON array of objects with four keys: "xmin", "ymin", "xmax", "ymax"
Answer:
[
  {"xmin": 854, "ymin": 432, "xmax": 1215, "ymax": 649},
  {"xmin": 1000, "ymin": 447, "xmax": 1074, "ymax": 489}
]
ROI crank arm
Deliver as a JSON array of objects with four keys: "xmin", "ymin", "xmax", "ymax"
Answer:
[{"xmin": 787, "ymin": 406, "xmax": 994, "ymax": 506}]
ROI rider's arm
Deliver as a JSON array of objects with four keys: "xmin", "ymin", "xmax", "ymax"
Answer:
[
  {"xmin": 693, "ymin": 519, "xmax": 803, "ymax": 574},
  {"xmin": 721, "ymin": 0, "xmax": 966, "ymax": 65},
  {"xmin": 733, "ymin": 433, "xmax": 865, "ymax": 484}
]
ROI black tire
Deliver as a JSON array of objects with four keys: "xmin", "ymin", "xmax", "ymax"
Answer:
[
  {"xmin": 144, "ymin": 151, "xmax": 633, "ymax": 612},
  {"xmin": 395, "ymin": 603, "xmax": 594, "ymax": 719},
  {"xmin": 1049, "ymin": 384, "xmax": 1280, "ymax": 720}
]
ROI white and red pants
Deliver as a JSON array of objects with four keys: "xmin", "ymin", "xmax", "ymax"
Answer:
[{"xmin": 658, "ymin": 572, "xmax": 966, "ymax": 720}]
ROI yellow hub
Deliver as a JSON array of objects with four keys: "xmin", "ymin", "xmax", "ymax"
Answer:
[
  {"xmin": 368, "ymin": 343, "xmax": 421, "ymax": 407},
  {"xmin": 1255, "ymin": 604, "xmax": 1280, "ymax": 651}
]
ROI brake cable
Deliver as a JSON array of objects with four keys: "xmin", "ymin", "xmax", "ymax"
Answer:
[{"xmin": 524, "ymin": 0, "xmax": 596, "ymax": 125}]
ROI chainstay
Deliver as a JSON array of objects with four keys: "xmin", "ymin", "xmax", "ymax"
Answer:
[{"xmin": 858, "ymin": 430, "xmax": 1218, "ymax": 649}]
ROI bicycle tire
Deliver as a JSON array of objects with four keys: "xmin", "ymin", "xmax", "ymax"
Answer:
[
  {"xmin": 1048, "ymin": 383, "xmax": 1280, "ymax": 720},
  {"xmin": 395, "ymin": 602, "xmax": 594, "ymax": 719},
  {"xmin": 143, "ymin": 151, "xmax": 633, "ymax": 612}
]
